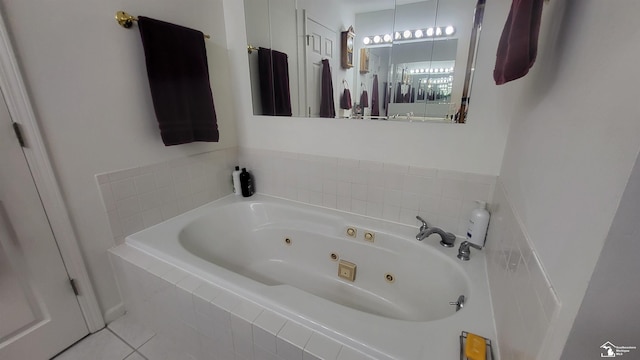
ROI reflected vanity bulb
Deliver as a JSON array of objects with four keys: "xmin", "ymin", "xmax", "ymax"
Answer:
[
  {"xmin": 445, "ymin": 26, "xmax": 455, "ymax": 35},
  {"xmin": 414, "ymin": 29, "xmax": 424, "ymax": 38},
  {"xmin": 439, "ymin": 68, "xmax": 444, "ymax": 73},
  {"xmin": 363, "ymin": 37, "xmax": 371, "ymax": 45},
  {"xmin": 373, "ymin": 35, "xmax": 381, "ymax": 43},
  {"xmin": 436, "ymin": 27, "xmax": 443, "ymax": 36},
  {"xmin": 383, "ymin": 34, "xmax": 392, "ymax": 42},
  {"xmin": 426, "ymin": 28, "xmax": 434, "ymax": 37},
  {"xmin": 395, "ymin": 32, "xmax": 402, "ymax": 40},
  {"xmin": 403, "ymin": 30, "xmax": 412, "ymax": 39},
  {"xmin": 410, "ymin": 69, "xmax": 415, "ymax": 74}
]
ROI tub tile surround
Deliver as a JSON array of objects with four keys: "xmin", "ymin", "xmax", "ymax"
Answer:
[
  {"xmin": 238, "ymin": 148, "xmax": 496, "ymax": 236},
  {"xmin": 108, "ymin": 245, "xmax": 380, "ymax": 360},
  {"xmin": 96, "ymin": 148, "xmax": 237, "ymax": 244},
  {"xmin": 485, "ymin": 181, "xmax": 560, "ymax": 360}
]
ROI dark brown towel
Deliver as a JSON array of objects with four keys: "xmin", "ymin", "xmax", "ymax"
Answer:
[
  {"xmin": 395, "ymin": 82, "xmax": 402, "ymax": 103},
  {"xmin": 371, "ymin": 75, "xmax": 379, "ymax": 116},
  {"xmin": 340, "ymin": 89, "xmax": 352, "ymax": 110},
  {"xmin": 258, "ymin": 47, "xmax": 293, "ymax": 116},
  {"xmin": 319, "ymin": 59, "xmax": 335, "ymax": 118},
  {"xmin": 138, "ymin": 17, "xmax": 218, "ymax": 146},
  {"xmin": 360, "ymin": 90, "xmax": 368, "ymax": 108},
  {"xmin": 494, "ymin": 0, "xmax": 544, "ymax": 85}
]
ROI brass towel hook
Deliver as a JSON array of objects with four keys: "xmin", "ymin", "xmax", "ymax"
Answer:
[{"xmin": 115, "ymin": 11, "xmax": 211, "ymax": 39}]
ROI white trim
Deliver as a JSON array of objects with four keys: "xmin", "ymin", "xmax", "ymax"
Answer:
[
  {"xmin": 103, "ymin": 302, "xmax": 126, "ymax": 324},
  {"xmin": 0, "ymin": 12, "xmax": 104, "ymax": 332}
]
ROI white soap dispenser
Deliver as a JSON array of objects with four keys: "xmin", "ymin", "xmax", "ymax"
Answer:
[{"xmin": 466, "ymin": 200, "xmax": 490, "ymax": 248}]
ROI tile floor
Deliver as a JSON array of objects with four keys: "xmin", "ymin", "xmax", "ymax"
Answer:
[{"xmin": 53, "ymin": 314, "xmax": 155, "ymax": 360}]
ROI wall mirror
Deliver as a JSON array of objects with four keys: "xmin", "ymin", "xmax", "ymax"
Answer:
[{"xmin": 244, "ymin": 0, "xmax": 484, "ymax": 123}]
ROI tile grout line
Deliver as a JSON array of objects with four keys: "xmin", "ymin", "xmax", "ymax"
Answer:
[{"xmin": 105, "ymin": 325, "xmax": 151, "ymax": 360}]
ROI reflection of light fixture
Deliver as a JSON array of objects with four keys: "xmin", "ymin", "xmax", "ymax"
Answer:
[
  {"xmin": 366, "ymin": 25, "xmax": 454, "ymax": 45},
  {"xmin": 420, "ymin": 69, "xmax": 425, "ymax": 73}
]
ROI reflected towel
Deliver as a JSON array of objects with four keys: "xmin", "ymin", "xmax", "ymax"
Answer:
[
  {"xmin": 371, "ymin": 75, "xmax": 379, "ymax": 116},
  {"xmin": 258, "ymin": 47, "xmax": 293, "ymax": 116},
  {"xmin": 138, "ymin": 17, "xmax": 218, "ymax": 146},
  {"xmin": 340, "ymin": 89, "xmax": 352, "ymax": 110},
  {"xmin": 494, "ymin": 0, "xmax": 544, "ymax": 85},
  {"xmin": 360, "ymin": 89, "xmax": 369, "ymax": 108},
  {"xmin": 319, "ymin": 59, "xmax": 336, "ymax": 118}
]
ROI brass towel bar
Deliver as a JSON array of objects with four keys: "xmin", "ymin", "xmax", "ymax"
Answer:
[
  {"xmin": 115, "ymin": 11, "xmax": 211, "ymax": 39},
  {"xmin": 247, "ymin": 45, "xmax": 259, "ymax": 54}
]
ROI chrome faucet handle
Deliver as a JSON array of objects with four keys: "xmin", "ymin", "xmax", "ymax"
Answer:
[
  {"xmin": 457, "ymin": 241, "xmax": 482, "ymax": 261},
  {"xmin": 416, "ymin": 215, "xmax": 428, "ymax": 231}
]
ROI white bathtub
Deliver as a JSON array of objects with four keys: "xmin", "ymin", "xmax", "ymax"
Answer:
[{"xmin": 123, "ymin": 194, "xmax": 496, "ymax": 359}]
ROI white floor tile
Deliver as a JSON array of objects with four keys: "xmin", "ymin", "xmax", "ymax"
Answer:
[
  {"xmin": 54, "ymin": 328, "xmax": 134, "ymax": 360},
  {"xmin": 137, "ymin": 334, "xmax": 195, "ymax": 360},
  {"xmin": 108, "ymin": 313, "xmax": 156, "ymax": 349},
  {"xmin": 124, "ymin": 352, "xmax": 147, "ymax": 360}
]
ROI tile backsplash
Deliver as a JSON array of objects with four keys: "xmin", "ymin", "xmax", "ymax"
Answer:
[
  {"xmin": 239, "ymin": 148, "xmax": 496, "ymax": 235},
  {"xmin": 97, "ymin": 146, "xmax": 497, "ymax": 242},
  {"xmin": 485, "ymin": 180, "xmax": 560, "ymax": 360},
  {"xmin": 96, "ymin": 148, "xmax": 237, "ymax": 244}
]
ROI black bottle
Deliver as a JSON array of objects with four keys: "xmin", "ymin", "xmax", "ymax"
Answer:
[{"xmin": 240, "ymin": 168, "xmax": 254, "ymax": 197}]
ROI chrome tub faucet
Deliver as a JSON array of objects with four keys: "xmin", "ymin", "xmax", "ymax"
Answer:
[{"xmin": 415, "ymin": 216, "xmax": 456, "ymax": 247}]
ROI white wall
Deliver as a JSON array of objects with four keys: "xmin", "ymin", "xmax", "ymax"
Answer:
[
  {"xmin": 226, "ymin": 0, "xmax": 509, "ymax": 176},
  {"xmin": 0, "ymin": 0, "xmax": 238, "ymax": 318},
  {"xmin": 561, "ymin": 152, "xmax": 640, "ymax": 359},
  {"xmin": 492, "ymin": 0, "xmax": 640, "ymax": 358}
]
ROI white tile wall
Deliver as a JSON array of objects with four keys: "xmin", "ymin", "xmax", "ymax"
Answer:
[
  {"xmin": 239, "ymin": 148, "xmax": 496, "ymax": 236},
  {"xmin": 485, "ymin": 181, "xmax": 560, "ymax": 360},
  {"xmin": 96, "ymin": 148, "xmax": 237, "ymax": 244},
  {"xmin": 109, "ymin": 245, "xmax": 380, "ymax": 360}
]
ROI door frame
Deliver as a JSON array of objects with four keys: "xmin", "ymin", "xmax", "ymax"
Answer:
[{"xmin": 0, "ymin": 12, "xmax": 104, "ymax": 332}]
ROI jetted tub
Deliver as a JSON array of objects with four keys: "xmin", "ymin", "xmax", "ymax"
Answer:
[{"xmin": 125, "ymin": 194, "xmax": 496, "ymax": 359}]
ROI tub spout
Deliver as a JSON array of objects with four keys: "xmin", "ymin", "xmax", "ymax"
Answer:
[{"xmin": 416, "ymin": 226, "xmax": 456, "ymax": 247}]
